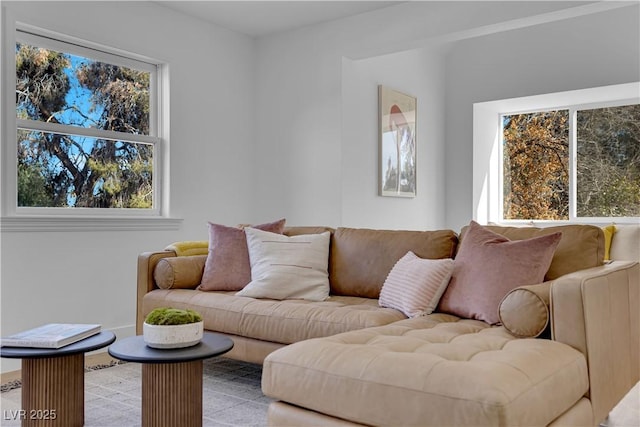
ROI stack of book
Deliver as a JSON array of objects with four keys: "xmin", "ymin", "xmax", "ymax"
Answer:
[{"xmin": 1, "ymin": 323, "xmax": 101, "ymax": 349}]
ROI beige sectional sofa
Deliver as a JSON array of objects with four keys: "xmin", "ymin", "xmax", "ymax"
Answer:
[{"xmin": 136, "ymin": 223, "xmax": 639, "ymax": 427}]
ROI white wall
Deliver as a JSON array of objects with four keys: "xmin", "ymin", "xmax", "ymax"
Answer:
[
  {"xmin": 341, "ymin": 47, "xmax": 447, "ymax": 230},
  {"xmin": 251, "ymin": 1, "xmax": 622, "ymax": 229},
  {"xmin": 444, "ymin": 4, "xmax": 640, "ymax": 230},
  {"xmin": 0, "ymin": 1, "xmax": 255, "ymax": 372}
]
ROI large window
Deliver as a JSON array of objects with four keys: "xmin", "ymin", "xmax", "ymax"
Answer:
[
  {"xmin": 9, "ymin": 27, "xmax": 164, "ymax": 216},
  {"xmin": 502, "ymin": 104, "xmax": 639, "ymax": 220},
  {"xmin": 473, "ymin": 83, "xmax": 640, "ymax": 224}
]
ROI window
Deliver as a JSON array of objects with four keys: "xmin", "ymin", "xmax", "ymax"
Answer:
[
  {"xmin": 502, "ymin": 110, "xmax": 569, "ymax": 220},
  {"xmin": 576, "ymin": 105, "xmax": 640, "ymax": 217},
  {"xmin": 5, "ymin": 26, "xmax": 166, "ymax": 219},
  {"xmin": 15, "ymin": 29, "xmax": 157, "ymax": 212},
  {"xmin": 502, "ymin": 104, "xmax": 639, "ymax": 220},
  {"xmin": 473, "ymin": 83, "xmax": 640, "ymax": 224}
]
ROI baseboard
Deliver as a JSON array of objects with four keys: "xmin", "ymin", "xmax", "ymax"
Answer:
[
  {"xmin": 85, "ymin": 350, "xmax": 121, "ymax": 368},
  {"xmin": 0, "ymin": 369, "xmax": 21, "ymax": 384}
]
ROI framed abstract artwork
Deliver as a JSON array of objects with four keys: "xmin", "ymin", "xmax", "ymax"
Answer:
[{"xmin": 378, "ymin": 85, "xmax": 417, "ymax": 197}]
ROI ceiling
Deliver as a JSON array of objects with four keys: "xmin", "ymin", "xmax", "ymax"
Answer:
[{"xmin": 157, "ymin": 1, "xmax": 403, "ymax": 37}]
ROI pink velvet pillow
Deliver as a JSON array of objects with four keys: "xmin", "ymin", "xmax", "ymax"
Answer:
[
  {"xmin": 197, "ymin": 218, "xmax": 286, "ymax": 291},
  {"xmin": 437, "ymin": 221, "xmax": 561, "ymax": 324}
]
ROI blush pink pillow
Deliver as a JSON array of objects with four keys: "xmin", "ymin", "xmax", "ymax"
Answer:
[
  {"xmin": 379, "ymin": 252, "xmax": 454, "ymax": 318},
  {"xmin": 437, "ymin": 221, "xmax": 561, "ymax": 324},
  {"xmin": 197, "ymin": 219, "xmax": 286, "ymax": 291}
]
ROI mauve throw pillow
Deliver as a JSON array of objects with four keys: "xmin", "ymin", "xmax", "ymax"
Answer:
[
  {"xmin": 197, "ymin": 218, "xmax": 286, "ymax": 291},
  {"xmin": 437, "ymin": 221, "xmax": 561, "ymax": 324}
]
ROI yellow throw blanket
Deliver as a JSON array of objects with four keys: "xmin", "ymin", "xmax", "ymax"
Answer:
[
  {"xmin": 602, "ymin": 224, "xmax": 616, "ymax": 261},
  {"xmin": 165, "ymin": 240, "xmax": 208, "ymax": 256}
]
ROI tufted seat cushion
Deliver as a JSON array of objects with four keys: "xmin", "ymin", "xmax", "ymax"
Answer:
[
  {"xmin": 263, "ymin": 315, "xmax": 589, "ymax": 427},
  {"xmin": 142, "ymin": 289, "xmax": 406, "ymax": 344}
]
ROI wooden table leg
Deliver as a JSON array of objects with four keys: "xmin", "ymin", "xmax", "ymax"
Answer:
[
  {"xmin": 142, "ymin": 360, "xmax": 203, "ymax": 427},
  {"xmin": 21, "ymin": 353, "xmax": 84, "ymax": 427}
]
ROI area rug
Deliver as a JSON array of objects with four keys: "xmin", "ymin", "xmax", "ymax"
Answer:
[{"xmin": 0, "ymin": 357, "xmax": 270, "ymax": 427}]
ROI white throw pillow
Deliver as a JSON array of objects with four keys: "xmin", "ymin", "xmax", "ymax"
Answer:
[
  {"xmin": 236, "ymin": 228, "xmax": 331, "ymax": 301},
  {"xmin": 609, "ymin": 224, "xmax": 640, "ymax": 262},
  {"xmin": 379, "ymin": 251, "xmax": 454, "ymax": 318}
]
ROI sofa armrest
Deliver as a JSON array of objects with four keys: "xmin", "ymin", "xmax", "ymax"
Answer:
[
  {"xmin": 549, "ymin": 260, "xmax": 639, "ymax": 424},
  {"xmin": 136, "ymin": 250, "xmax": 177, "ymax": 333}
]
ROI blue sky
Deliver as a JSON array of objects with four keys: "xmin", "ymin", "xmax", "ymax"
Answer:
[{"xmin": 62, "ymin": 53, "xmax": 105, "ymax": 129}]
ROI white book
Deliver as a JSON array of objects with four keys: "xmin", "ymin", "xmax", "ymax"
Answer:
[{"xmin": 1, "ymin": 323, "xmax": 101, "ymax": 349}]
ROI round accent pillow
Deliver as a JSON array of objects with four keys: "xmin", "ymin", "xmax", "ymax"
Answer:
[
  {"xmin": 154, "ymin": 255, "xmax": 207, "ymax": 290},
  {"xmin": 498, "ymin": 282, "xmax": 551, "ymax": 338}
]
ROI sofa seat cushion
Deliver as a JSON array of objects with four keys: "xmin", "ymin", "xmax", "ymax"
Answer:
[
  {"xmin": 262, "ymin": 316, "xmax": 589, "ymax": 427},
  {"xmin": 142, "ymin": 289, "xmax": 406, "ymax": 344}
]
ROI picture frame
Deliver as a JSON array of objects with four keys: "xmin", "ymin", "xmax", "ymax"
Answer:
[{"xmin": 378, "ymin": 85, "xmax": 417, "ymax": 197}]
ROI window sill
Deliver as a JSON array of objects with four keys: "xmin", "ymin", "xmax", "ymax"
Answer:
[{"xmin": 0, "ymin": 216, "xmax": 183, "ymax": 232}]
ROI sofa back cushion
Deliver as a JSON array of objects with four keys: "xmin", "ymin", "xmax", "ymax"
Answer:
[
  {"xmin": 284, "ymin": 226, "xmax": 335, "ymax": 237},
  {"xmin": 465, "ymin": 224, "xmax": 604, "ymax": 280},
  {"xmin": 329, "ymin": 227, "xmax": 458, "ymax": 298}
]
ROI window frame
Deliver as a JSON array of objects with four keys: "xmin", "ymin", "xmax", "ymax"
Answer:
[
  {"xmin": 473, "ymin": 82, "xmax": 640, "ymax": 226},
  {"xmin": 1, "ymin": 20, "xmax": 178, "ymax": 231}
]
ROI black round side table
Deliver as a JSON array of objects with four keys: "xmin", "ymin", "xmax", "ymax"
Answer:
[
  {"xmin": 1, "ymin": 331, "xmax": 116, "ymax": 427},
  {"xmin": 108, "ymin": 332, "xmax": 234, "ymax": 427}
]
